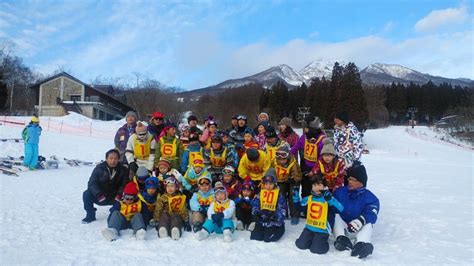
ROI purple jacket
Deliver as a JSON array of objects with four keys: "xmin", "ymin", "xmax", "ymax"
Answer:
[
  {"xmin": 290, "ymin": 132, "xmax": 325, "ymax": 169},
  {"xmin": 114, "ymin": 123, "xmax": 136, "ymax": 159}
]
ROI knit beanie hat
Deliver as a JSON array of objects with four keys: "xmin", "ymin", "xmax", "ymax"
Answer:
[
  {"xmin": 136, "ymin": 166, "xmax": 150, "ymax": 182},
  {"xmin": 347, "ymin": 165, "xmax": 368, "ymax": 187},
  {"xmin": 261, "ymin": 168, "xmax": 277, "ymax": 184},
  {"xmin": 278, "ymin": 117, "xmax": 292, "ymax": 127},
  {"xmin": 158, "ymin": 157, "xmax": 171, "ymax": 169},
  {"xmin": 335, "ymin": 111, "xmax": 349, "ymax": 124},
  {"xmin": 126, "ymin": 111, "xmax": 138, "ymax": 120},
  {"xmin": 214, "ymin": 181, "xmax": 227, "ymax": 196},
  {"xmin": 265, "ymin": 126, "xmax": 278, "ymax": 138},
  {"xmin": 320, "ymin": 138, "xmax": 336, "ymax": 156},
  {"xmin": 135, "ymin": 121, "xmax": 147, "ymax": 133},
  {"xmin": 145, "ymin": 176, "xmax": 159, "ymax": 189},
  {"xmin": 123, "ymin": 182, "xmax": 139, "ymax": 195}
]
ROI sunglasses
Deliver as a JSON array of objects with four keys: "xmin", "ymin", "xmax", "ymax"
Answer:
[
  {"xmin": 276, "ymin": 151, "xmax": 289, "ymax": 159},
  {"xmin": 123, "ymin": 195, "xmax": 136, "ymax": 201}
]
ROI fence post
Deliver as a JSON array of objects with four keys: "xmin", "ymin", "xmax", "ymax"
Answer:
[
  {"xmin": 90, "ymin": 121, "xmax": 93, "ymax": 136},
  {"xmin": 60, "ymin": 121, "xmax": 63, "ymax": 134},
  {"xmin": 47, "ymin": 117, "xmax": 51, "ymax": 131}
]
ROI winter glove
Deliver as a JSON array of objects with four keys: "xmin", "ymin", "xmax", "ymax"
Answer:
[
  {"xmin": 211, "ymin": 213, "xmax": 224, "ymax": 227},
  {"xmin": 351, "ymin": 242, "xmax": 374, "ymax": 259},
  {"xmin": 183, "ymin": 221, "xmax": 192, "ymax": 232},
  {"xmin": 347, "ymin": 216, "xmax": 366, "ymax": 233},
  {"xmin": 334, "ymin": 235, "xmax": 353, "ymax": 251},
  {"xmin": 323, "ymin": 190, "xmax": 333, "ymax": 201},
  {"xmin": 129, "ymin": 162, "xmax": 139, "ymax": 173},
  {"xmin": 149, "ymin": 219, "xmax": 158, "ymax": 228},
  {"xmin": 97, "ymin": 194, "xmax": 106, "ymax": 203}
]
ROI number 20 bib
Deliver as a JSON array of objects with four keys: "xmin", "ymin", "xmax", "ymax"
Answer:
[{"xmin": 260, "ymin": 189, "xmax": 279, "ymax": 211}]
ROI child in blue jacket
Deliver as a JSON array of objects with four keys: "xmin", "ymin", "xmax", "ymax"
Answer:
[
  {"xmin": 294, "ymin": 174, "xmax": 343, "ymax": 254},
  {"xmin": 22, "ymin": 116, "xmax": 42, "ymax": 170},
  {"xmin": 189, "ymin": 175, "xmax": 215, "ymax": 232},
  {"xmin": 196, "ymin": 181, "xmax": 235, "ymax": 242},
  {"xmin": 250, "ymin": 168, "xmax": 287, "ymax": 243},
  {"xmin": 333, "ymin": 165, "xmax": 380, "ymax": 259}
]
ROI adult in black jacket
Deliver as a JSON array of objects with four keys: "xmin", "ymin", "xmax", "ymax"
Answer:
[{"xmin": 82, "ymin": 149, "xmax": 128, "ymax": 224}]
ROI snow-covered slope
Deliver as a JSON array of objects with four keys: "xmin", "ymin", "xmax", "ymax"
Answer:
[
  {"xmin": 1, "ymin": 117, "xmax": 473, "ymax": 264},
  {"xmin": 299, "ymin": 59, "xmax": 349, "ymax": 82}
]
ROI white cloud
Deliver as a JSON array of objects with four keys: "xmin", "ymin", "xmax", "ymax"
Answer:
[{"xmin": 415, "ymin": 5, "xmax": 469, "ymax": 32}]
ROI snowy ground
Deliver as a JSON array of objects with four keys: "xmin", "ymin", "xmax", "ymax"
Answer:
[{"xmin": 0, "ymin": 116, "xmax": 473, "ymax": 265}]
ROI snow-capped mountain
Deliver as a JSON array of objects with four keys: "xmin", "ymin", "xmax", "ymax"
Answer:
[
  {"xmin": 299, "ymin": 59, "xmax": 349, "ymax": 82},
  {"xmin": 184, "ymin": 61, "xmax": 472, "ymax": 95}
]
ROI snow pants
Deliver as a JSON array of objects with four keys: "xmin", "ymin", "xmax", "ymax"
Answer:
[
  {"xmin": 334, "ymin": 214, "xmax": 373, "ymax": 243},
  {"xmin": 202, "ymin": 218, "xmax": 234, "ymax": 234},
  {"xmin": 23, "ymin": 143, "xmax": 39, "ymax": 169},
  {"xmin": 158, "ymin": 212, "xmax": 184, "ymax": 233},
  {"xmin": 107, "ymin": 210, "xmax": 146, "ymax": 234},
  {"xmin": 82, "ymin": 189, "xmax": 115, "ymax": 215},
  {"xmin": 295, "ymin": 228, "xmax": 330, "ymax": 254},
  {"xmin": 300, "ymin": 163, "xmax": 312, "ymax": 198},
  {"xmin": 250, "ymin": 223, "xmax": 285, "ymax": 242},
  {"xmin": 278, "ymin": 181, "xmax": 299, "ymax": 218},
  {"xmin": 235, "ymin": 204, "xmax": 253, "ymax": 227}
]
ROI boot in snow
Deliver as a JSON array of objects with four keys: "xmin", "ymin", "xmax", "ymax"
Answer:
[
  {"xmin": 291, "ymin": 217, "xmax": 299, "ymax": 225},
  {"xmin": 236, "ymin": 220, "xmax": 244, "ymax": 230},
  {"xmin": 158, "ymin": 227, "xmax": 168, "ymax": 238},
  {"xmin": 82, "ymin": 212, "xmax": 96, "ymax": 224},
  {"xmin": 351, "ymin": 242, "xmax": 373, "ymax": 259},
  {"xmin": 196, "ymin": 230, "xmax": 209, "ymax": 241},
  {"xmin": 334, "ymin": 235, "xmax": 353, "ymax": 251},
  {"xmin": 193, "ymin": 222, "xmax": 203, "ymax": 233},
  {"xmin": 171, "ymin": 227, "xmax": 181, "ymax": 240},
  {"xmin": 135, "ymin": 229, "xmax": 146, "ymax": 240},
  {"xmin": 102, "ymin": 228, "xmax": 118, "ymax": 241},
  {"xmin": 223, "ymin": 229, "xmax": 233, "ymax": 243},
  {"xmin": 247, "ymin": 222, "xmax": 256, "ymax": 232}
]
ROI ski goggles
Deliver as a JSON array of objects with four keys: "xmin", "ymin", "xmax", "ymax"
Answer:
[
  {"xmin": 237, "ymin": 115, "xmax": 247, "ymax": 120},
  {"xmin": 164, "ymin": 178, "xmax": 177, "ymax": 186},
  {"xmin": 137, "ymin": 131, "xmax": 147, "ymax": 137},
  {"xmin": 198, "ymin": 180, "xmax": 211, "ymax": 186},
  {"xmin": 214, "ymin": 186, "xmax": 226, "ymax": 194},
  {"xmin": 276, "ymin": 150, "xmax": 289, "ymax": 159},
  {"xmin": 242, "ymin": 185, "xmax": 253, "ymax": 191},
  {"xmin": 123, "ymin": 194, "xmax": 137, "ymax": 201},
  {"xmin": 222, "ymin": 169, "xmax": 234, "ymax": 175}
]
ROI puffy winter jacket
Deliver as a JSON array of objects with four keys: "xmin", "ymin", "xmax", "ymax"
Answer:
[
  {"xmin": 333, "ymin": 122, "xmax": 364, "ymax": 168},
  {"xmin": 180, "ymin": 142, "xmax": 204, "ymax": 173},
  {"xmin": 252, "ymin": 189, "xmax": 287, "ymax": 227},
  {"xmin": 238, "ymin": 150, "xmax": 271, "ymax": 181},
  {"xmin": 334, "ymin": 186, "xmax": 380, "ymax": 225},
  {"xmin": 299, "ymin": 194, "xmax": 343, "ymax": 234},
  {"xmin": 153, "ymin": 192, "xmax": 189, "ymax": 222},
  {"xmin": 222, "ymin": 178, "xmax": 241, "ymax": 200},
  {"xmin": 87, "ymin": 162, "xmax": 128, "ymax": 199},
  {"xmin": 114, "ymin": 123, "xmax": 136, "ymax": 161},
  {"xmin": 290, "ymin": 132, "xmax": 325, "ymax": 169},
  {"xmin": 108, "ymin": 199, "xmax": 152, "ymax": 225},
  {"xmin": 154, "ymin": 135, "xmax": 184, "ymax": 171},
  {"xmin": 310, "ymin": 158, "xmax": 346, "ymax": 192},
  {"xmin": 278, "ymin": 130, "xmax": 299, "ymax": 148},
  {"xmin": 203, "ymin": 147, "xmax": 238, "ymax": 177},
  {"xmin": 22, "ymin": 123, "xmax": 42, "ymax": 144},
  {"xmin": 190, "ymin": 190, "xmax": 215, "ymax": 212},
  {"xmin": 182, "ymin": 168, "xmax": 211, "ymax": 192}
]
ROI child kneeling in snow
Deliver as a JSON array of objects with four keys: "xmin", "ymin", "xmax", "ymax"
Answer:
[
  {"xmin": 189, "ymin": 175, "xmax": 215, "ymax": 232},
  {"xmin": 234, "ymin": 180, "xmax": 256, "ymax": 231},
  {"xmin": 250, "ymin": 168, "xmax": 287, "ymax": 242},
  {"xmin": 294, "ymin": 174, "xmax": 343, "ymax": 254},
  {"xmin": 196, "ymin": 182, "xmax": 235, "ymax": 242},
  {"xmin": 102, "ymin": 182, "xmax": 151, "ymax": 241},
  {"xmin": 153, "ymin": 176, "xmax": 191, "ymax": 240}
]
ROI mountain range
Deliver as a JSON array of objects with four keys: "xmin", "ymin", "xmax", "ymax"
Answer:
[{"xmin": 184, "ymin": 60, "xmax": 472, "ymax": 95}]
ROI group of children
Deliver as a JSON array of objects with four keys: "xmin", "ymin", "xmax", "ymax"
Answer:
[{"xmin": 101, "ymin": 112, "xmax": 377, "ymax": 259}]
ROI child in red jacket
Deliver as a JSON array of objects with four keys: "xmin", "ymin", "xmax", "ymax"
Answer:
[{"xmin": 309, "ymin": 138, "xmax": 345, "ymax": 192}]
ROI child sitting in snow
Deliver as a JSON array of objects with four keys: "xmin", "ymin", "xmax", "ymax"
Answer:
[
  {"xmin": 250, "ymin": 168, "xmax": 287, "ymax": 242},
  {"xmin": 132, "ymin": 166, "xmax": 151, "ymax": 192},
  {"xmin": 153, "ymin": 176, "xmax": 191, "ymax": 240},
  {"xmin": 196, "ymin": 182, "xmax": 235, "ymax": 243},
  {"xmin": 294, "ymin": 174, "xmax": 343, "ymax": 254},
  {"xmin": 221, "ymin": 165, "xmax": 241, "ymax": 200},
  {"xmin": 138, "ymin": 176, "xmax": 161, "ymax": 214},
  {"xmin": 309, "ymin": 138, "xmax": 345, "ymax": 192},
  {"xmin": 101, "ymin": 182, "xmax": 151, "ymax": 241},
  {"xmin": 189, "ymin": 175, "xmax": 214, "ymax": 232},
  {"xmin": 234, "ymin": 180, "xmax": 256, "ymax": 231}
]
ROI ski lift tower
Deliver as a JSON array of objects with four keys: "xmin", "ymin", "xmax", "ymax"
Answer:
[{"xmin": 297, "ymin": 107, "xmax": 311, "ymax": 127}]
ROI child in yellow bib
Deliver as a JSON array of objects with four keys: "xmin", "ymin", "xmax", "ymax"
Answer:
[
  {"xmin": 101, "ymin": 182, "xmax": 151, "ymax": 241},
  {"xmin": 189, "ymin": 175, "xmax": 215, "ymax": 232},
  {"xmin": 196, "ymin": 182, "xmax": 235, "ymax": 243},
  {"xmin": 138, "ymin": 177, "xmax": 161, "ymax": 213},
  {"xmin": 294, "ymin": 174, "xmax": 343, "ymax": 254},
  {"xmin": 250, "ymin": 168, "xmax": 287, "ymax": 243}
]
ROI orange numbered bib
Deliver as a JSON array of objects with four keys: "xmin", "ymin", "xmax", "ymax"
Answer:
[
  {"xmin": 133, "ymin": 135, "xmax": 153, "ymax": 160},
  {"xmin": 275, "ymin": 160, "xmax": 295, "ymax": 182},
  {"xmin": 120, "ymin": 201, "xmax": 142, "ymax": 221},
  {"xmin": 197, "ymin": 193, "xmax": 214, "ymax": 207},
  {"xmin": 260, "ymin": 189, "xmax": 279, "ymax": 211},
  {"xmin": 304, "ymin": 136, "xmax": 324, "ymax": 162},
  {"xmin": 210, "ymin": 148, "xmax": 227, "ymax": 167},
  {"xmin": 306, "ymin": 196, "xmax": 328, "ymax": 230},
  {"xmin": 319, "ymin": 161, "xmax": 340, "ymax": 187},
  {"xmin": 213, "ymin": 200, "xmax": 230, "ymax": 213},
  {"xmin": 168, "ymin": 195, "xmax": 186, "ymax": 213},
  {"xmin": 160, "ymin": 138, "xmax": 178, "ymax": 159}
]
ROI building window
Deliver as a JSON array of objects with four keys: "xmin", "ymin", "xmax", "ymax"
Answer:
[{"xmin": 71, "ymin": 95, "xmax": 81, "ymax": 102}]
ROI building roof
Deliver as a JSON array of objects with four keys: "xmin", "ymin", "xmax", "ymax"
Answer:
[{"xmin": 29, "ymin": 72, "xmax": 134, "ymax": 112}]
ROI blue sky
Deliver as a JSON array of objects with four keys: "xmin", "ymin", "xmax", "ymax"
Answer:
[{"xmin": 0, "ymin": 0, "xmax": 472, "ymax": 89}]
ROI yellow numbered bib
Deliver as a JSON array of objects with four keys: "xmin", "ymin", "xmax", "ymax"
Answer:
[
  {"xmin": 275, "ymin": 160, "xmax": 295, "ymax": 182},
  {"xmin": 210, "ymin": 148, "xmax": 227, "ymax": 167},
  {"xmin": 133, "ymin": 135, "xmax": 153, "ymax": 160},
  {"xmin": 168, "ymin": 195, "xmax": 186, "ymax": 213},
  {"xmin": 120, "ymin": 201, "xmax": 142, "ymax": 221},
  {"xmin": 197, "ymin": 193, "xmax": 214, "ymax": 207},
  {"xmin": 188, "ymin": 148, "xmax": 203, "ymax": 166},
  {"xmin": 213, "ymin": 200, "xmax": 230, "ymax": 213},
  {"xmin": 306, "ymin": 196, "xmax": 328, "ymax": 230},
  {"xmin": 319, "ymin": 161, "xmax": 340, "ymax": 187},
  {"xmin": 266, "ymin": 145, "xmax": 278, "ymax": 162},
  {"xmin": 137, "ymin": 193, "xmax": 159, "ymax": 212},
  {"xmin": 260, "ymin": 189, "xmax": 279, "ymax": 211},
  {"xmin": 304, "ymin": 136, "xmax": 324, "ymax": 162},
  {"xmin": 160, "ymin": 138, "xmax": 178, "ymax": 159}
]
